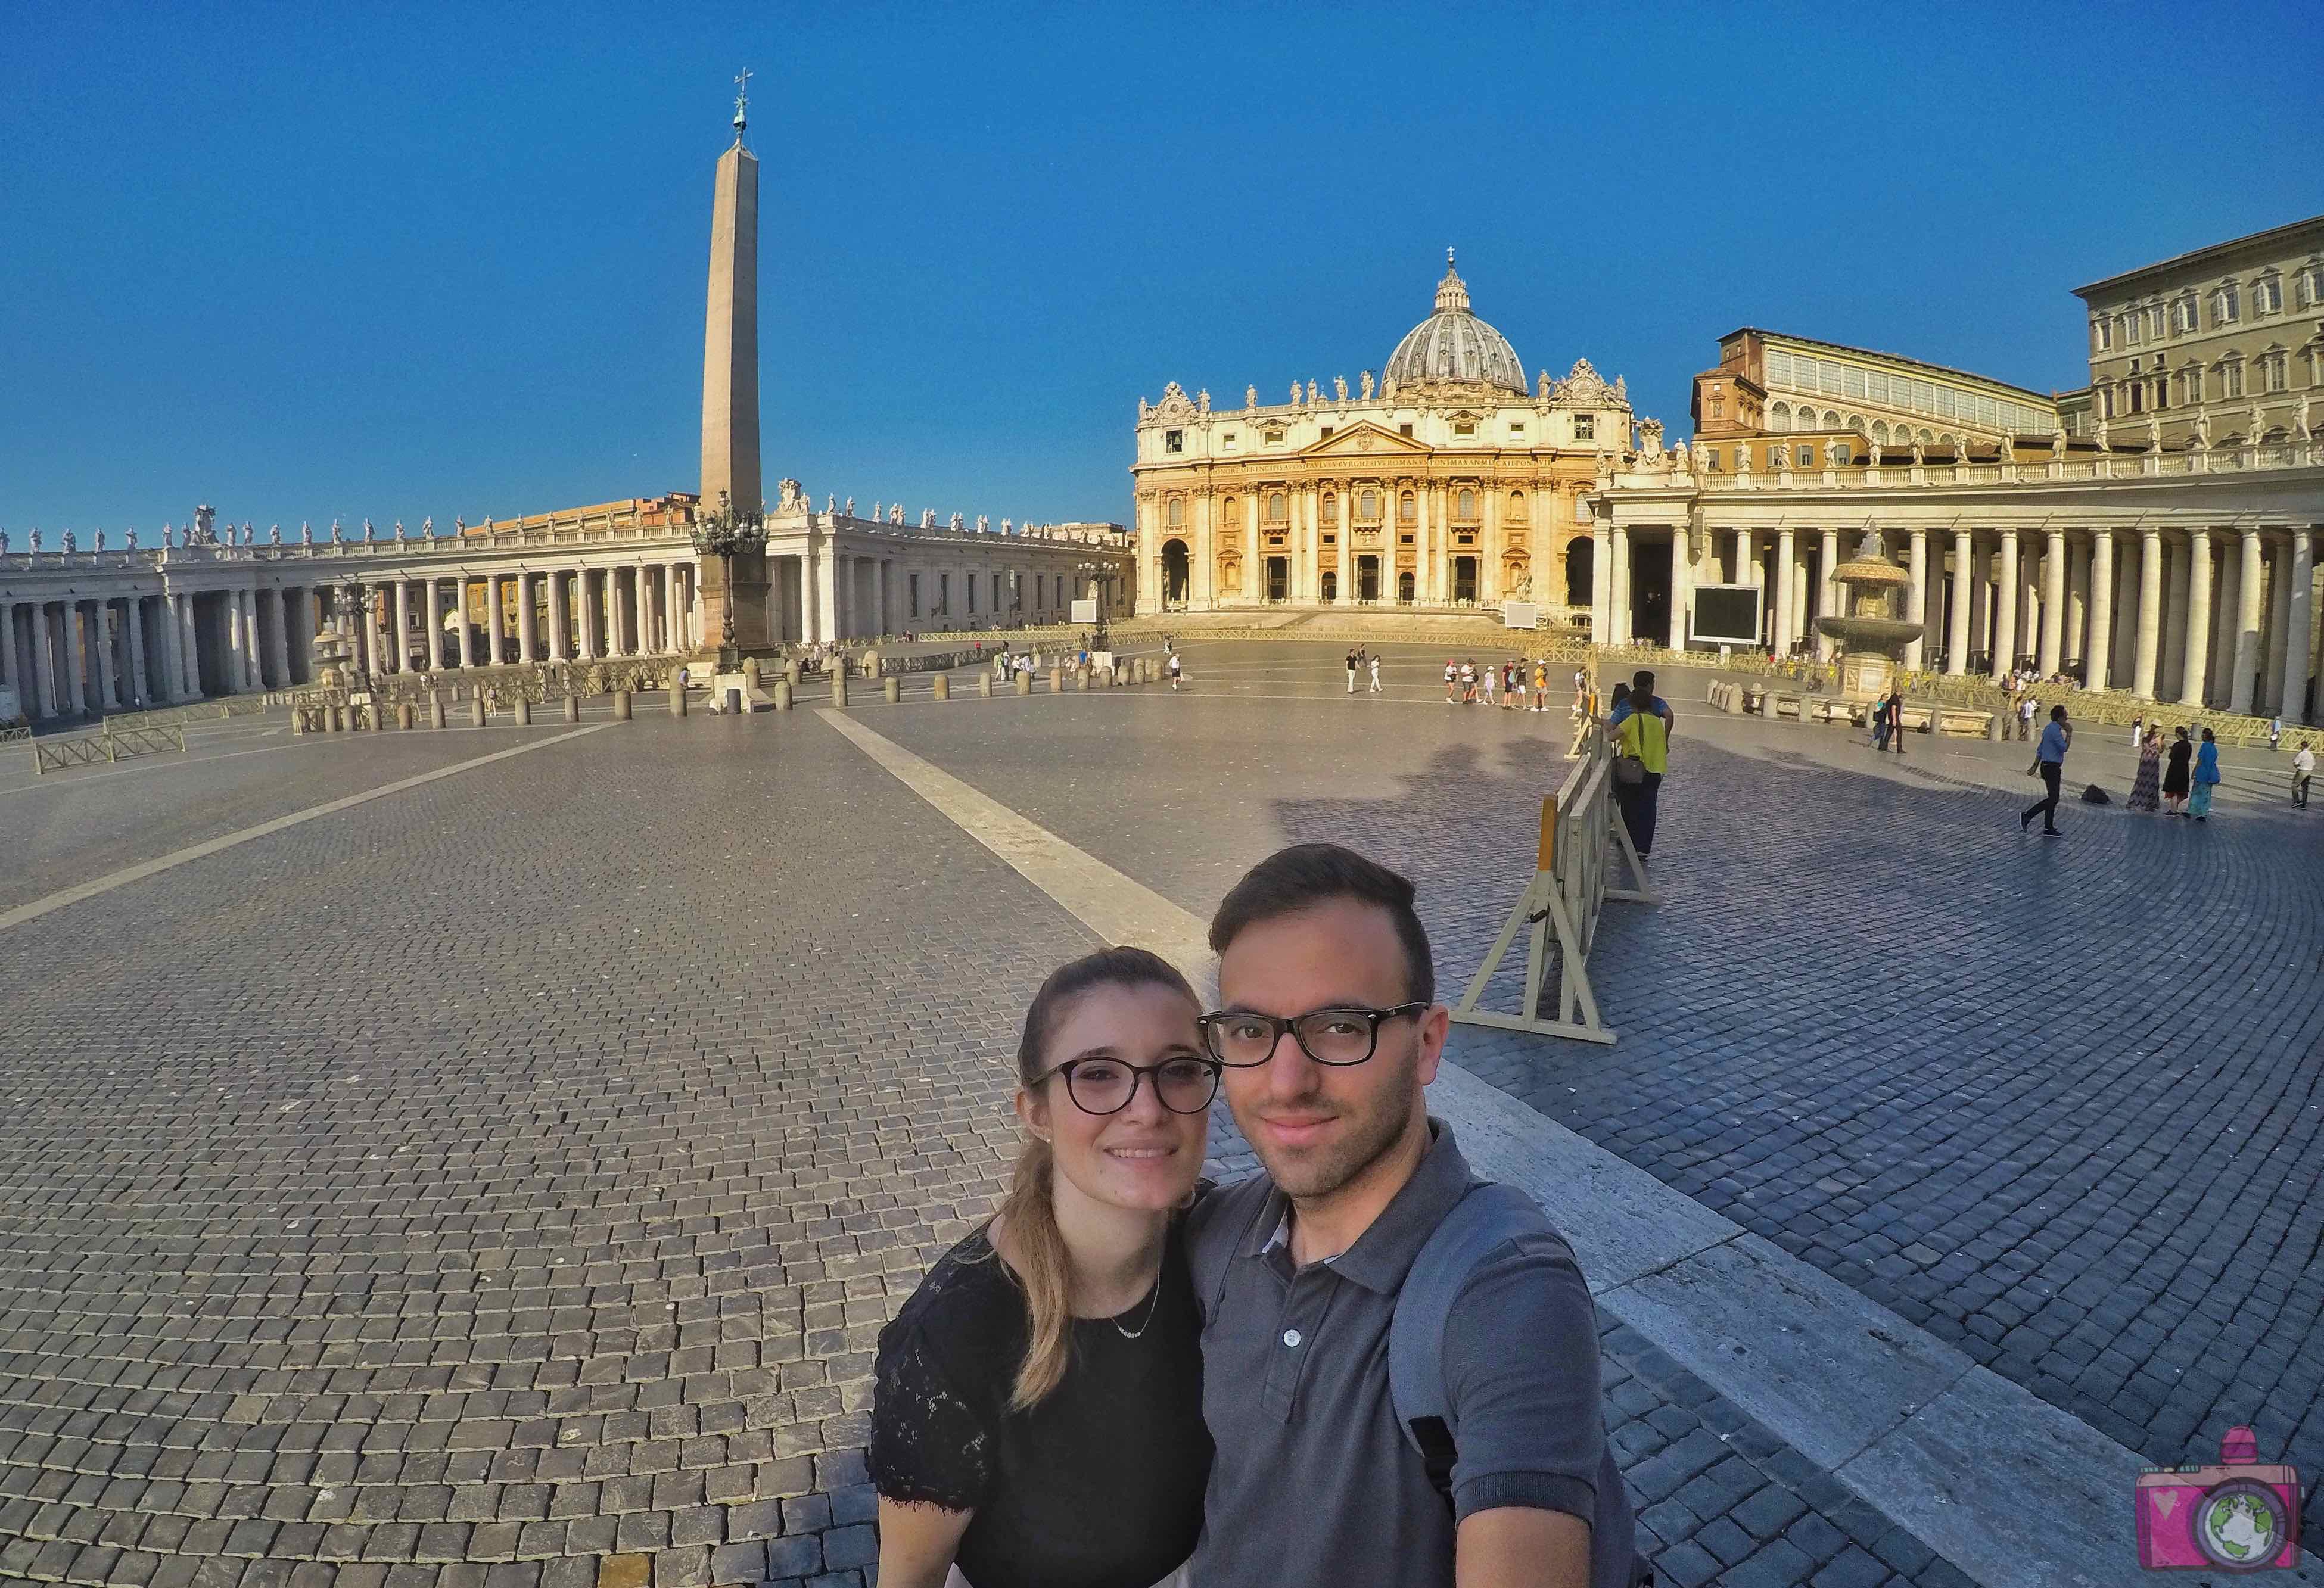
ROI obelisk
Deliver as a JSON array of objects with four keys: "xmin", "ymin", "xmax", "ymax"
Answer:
[
  {"xmin": 702, "ymin": 74, "xmax": 761, "ymax": 513},
  {"xmin": 697, "ymin": 71, "xmax": 771, "ymax": 653}
]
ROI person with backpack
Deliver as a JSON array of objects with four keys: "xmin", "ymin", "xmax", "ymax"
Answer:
[{"xmin": 1187, "ymin": 845, "xmax": 1641, "ymax": 1588}]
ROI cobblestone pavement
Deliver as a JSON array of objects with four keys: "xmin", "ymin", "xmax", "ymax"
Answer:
[{"xmin": 4, "ymin": 639, "xmax": 2320, "ymax": 1585}]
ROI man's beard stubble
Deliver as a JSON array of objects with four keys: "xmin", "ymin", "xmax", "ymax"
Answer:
[{"xmin": 1249, "ymin": 1038, "xmax": 1423, "ymax": 1202}]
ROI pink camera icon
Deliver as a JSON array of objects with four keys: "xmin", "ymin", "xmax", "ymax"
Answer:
[{"xmin": 2136, "ymin": 1425, "xmax": 2303, "ymax": 1571}]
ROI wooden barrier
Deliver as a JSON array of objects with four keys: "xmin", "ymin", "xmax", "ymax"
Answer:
[{"xmin": 1451, "ymin": 720, "xmax": 1652, "ymax": 1044}]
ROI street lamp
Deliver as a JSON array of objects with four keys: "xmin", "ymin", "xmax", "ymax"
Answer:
[
  {"xmin": 1075, "ymin": 558, "xmax": 1111, "ymax": 650},
  {"xmin": 689, "ymin": 489, "xmax": 766, "ymax": 672}
]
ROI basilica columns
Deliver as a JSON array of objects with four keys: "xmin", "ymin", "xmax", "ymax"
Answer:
[{"xmin": 2086, "ymin": 532, "xmax": 2114, "ymax": 695}]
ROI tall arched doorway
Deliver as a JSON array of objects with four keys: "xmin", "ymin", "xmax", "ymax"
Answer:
[
  {"xmin": 1161, "ymin": 539, "xmax": 1190, "ymax": 608},
  {"xmin": 1565, "ymin": 537, "xmax": 1594, "ymax": 606}
]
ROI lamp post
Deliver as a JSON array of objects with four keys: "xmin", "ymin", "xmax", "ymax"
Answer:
[
  {"xmin": 689, "ymin": 489, "xmax": 766, "ymax": 673},
  {"xmin": 1076, "ymin": 558, "xmax": 1111, "ymax": 652}
]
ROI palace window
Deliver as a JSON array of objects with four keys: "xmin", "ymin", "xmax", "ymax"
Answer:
[
  {"xmin": 2260, "ymin": 351, "xmax": 2289, "ymax": 393},
  {"xmin": 1770, "ymin": 402, "xmax": 1790, "ymax": 431},
  {"xmin": 1359, "ymin": 490, "xmax": 1378, "ymax": 519},
  {"xmin": 1507, "ymin": 490, "xmax": 1526, "ymax": 521},
  {"xmin": 2306, "ymin": 347, "xmax": 2324, "ymax": 387},
  {"xmin": 1222, "ymin": 432, "xmax": 1238, "ymax": 452},
  {"xmin": 1794, "ymin": 444, "xmax": 1813, "ymax": 468},
  {"xmin": 2299, "ymin": 264, "xmax": 2324, "ymax": 308},
  {"xmin": 2128, "ymin": 382, "xmax": 2143, "ymax": 413},
  {"xmin": 1399, "ymin": 491, "xmax": 1416, "ymax": 521},
  {"xmin": 1320, "ymin": 426, "xmax": 1334, "ymax": 441},
  {"xmin": 1398, "ymin": 422, "xmax": 1414, "ymax": 437},
  {"xmin": 1165, "ymin": 429, "xmax": 1184, "ymax": 454},
  {"xmin": 2094, "ymin": 318, "xmax": 2113, "ymax": 351},
  {"xmin": 1575, "ymin": 413, "xmax": 1596, "ymax": 441},
  {"xmin": 1321, "ymin": 493, "xmax": 1337, "ymax": 521},
  {"xmin": 2213, "ymin": 285, "xmax": 2241, "ymax": 326},
  {"xmin": 2219, "ymin": 358, "xmax": 2245, "ymax": 398},
  {"xmin": 2124, "ymin": 312, "xmax": 2141, "ymax": 346},
  {"xmin": 2254, "ymin": 275, "xmax": 2283, "ymax": 316},
  {"xmin": 1266, "ymin": 491, "xmax": 1286, "ymax": 522},
  {"xmin": 2099, "ymin": 384, "xmax": 2115, "ymax": 418},
  {"xmin": 1166, "ymin": 497, "xmax": 1185, "ymax": 527},
  {"xmin": 1263, "ymin": 428, "xmax": 1285, "ymax": 446},
  {"xmin": 2173, "ymin": 297, "xmax": 2198, "ymax": 334},
  {"xmin": 2146, "ymin": 306, "xmax": 2166, "ymax": 339},
  {"xmin": 1509, "ymin": 424, "xmax": 1526, "ymax": 440},
  {"xmin": 1457, "ymin": 489, "xmax": 1476, "ymax": 519},
  {"xmin": 1453, "ymin": 421, "xmax": 1476, "ymax": 438},
  {"xmin": 1699, "ymin": 448, "xmax": 1718, "ymax": 471}
]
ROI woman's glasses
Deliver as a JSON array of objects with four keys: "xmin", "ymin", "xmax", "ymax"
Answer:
[{"xmin": 1034, "ymin": 1056, "xmax": 1221, "ymax": 1116}]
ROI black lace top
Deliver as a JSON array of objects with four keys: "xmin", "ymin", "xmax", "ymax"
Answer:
[{"xmin": 868, "ymin": 1222, "xmax": 1210, "ymax": 1588}]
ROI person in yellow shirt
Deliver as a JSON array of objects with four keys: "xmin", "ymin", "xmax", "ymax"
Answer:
[{"xmin": 1609, "ymin": 669, "xmax": 1674, "ymax": 860}]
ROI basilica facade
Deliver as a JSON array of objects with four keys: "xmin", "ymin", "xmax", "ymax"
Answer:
[{"xmin": 1130, "ymin": 256, "xmax": 1644, "ymax": 619}]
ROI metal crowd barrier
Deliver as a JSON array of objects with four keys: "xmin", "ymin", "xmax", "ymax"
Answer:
[{"xmin": 30, "ymin": 721, "xmax": 189, "ymax": 776}]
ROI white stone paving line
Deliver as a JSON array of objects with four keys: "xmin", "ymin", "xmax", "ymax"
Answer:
[
  {"xmin": 819, "ymin": 706, "xmax": 2155, "ymax": 1588},
  {"xmin": 0, "ymin": 726, "xmax": 611, "ymax": 935}
]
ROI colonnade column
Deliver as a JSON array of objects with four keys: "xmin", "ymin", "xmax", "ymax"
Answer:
[
  {"xmin": 2180, "ymin": 532, "xmax": 2213, "ymax": 706},
  {"xmin": 1905, "ymin": 528, "xmax": 1928, "ymax": 670},
  {"xmin": 91, "ymin": 600, "xmax": 120, "ymax": 711},
  {"xmin": 2212, "ymin": 536, "xmax": 2243, "ymax": 709},
  {"xmin": 628, "ymin": 565, "xmax": 648, "ymax": 654},
  {"xmin": 1991, "ymin": 532, "xmax": 2019, "ymax": 680},
  {"xmin": 550, "ymin": 573, "xmax": 571, "ymax": 661},
  {"xmin": 424, "ymin": 579, "xmax": 445, "ymax": 670},
  {"xmin": 1816, "ymin": 528, "xmax": 1840, "ymax": 658},
  {"xmin": 457, "ymin": 578, "xmax": 477, "ymax": 668},
  {"xmin": 2038, "ymin": 528, "xmax": 2067, "ymax": 677},
  {"xmin": 123, "ymin": 598, "xmax": 150, "ymax": 708},
  {"xmin": 1946, "ymin": 530, "xmax": 1973, "ymax": 674},
  {"xmin": 247, "ymin": 589, "xmax": 266, "ymax": 688},
  {"xmin": 33, "ymin": 605, "xmax": 60, "ymax": 718},
  {"xmin": 2264, "ymin": 538, "xmax": 2294, "ymax": 715},
  {"xmin": 2066, "ymin": 538, "xmax": 2089, "ymax": 675},
  {"xmin": 1773, "ymin": 530, "xmax": 1797, "ymax": 654},
  {"xmin": 517, "ymin": 574, "xmax": 537, "ymax": 662},
  {"xmin": 62, "ymin": 603, "xmax": 88, "ymax": 715},
  {"xmin": 1608, "ymin": 525, "xmax": 1631, "ymax": 644},
  {"xmin": 2133, "ymin": 530, "xmax": 2163, "ymax": 699},
  {"xmin": 265, "ymin": 589, "xmax": 288, "ymax": 687},
  {"xmin": 870, "ymin": 562, "xmax": 886, "ymax": 643},
  {"xmin": 2161, "ymin": 536, "xmax": 2189, "ymax": 698},
  {"xmin": 393, "ymin": 580, "xmax": 412, "ymax": 673},
  {"xmin": 2284, "ymin": 530, "xmax": 2315, "ymax": 724},
  {"xmin": 1667, "ymin": 528, "xmax": 1691, "ymax": 650},
  {"xmin": 2086, "ymin": 531, "xmax": 2114, "ymax": 695},
  {"xmin": 1589, "ymin": 522, "xmax": 1611, "ymax": 642},
  {"xmin": 171, "ymin": 595, "xmax": 194, "ymax": 700}
]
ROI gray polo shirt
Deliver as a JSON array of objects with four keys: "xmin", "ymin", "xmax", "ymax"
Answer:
[{"xmin": 1186, "ymin": 1121, "xmax": 1608, "ymax": 1588}]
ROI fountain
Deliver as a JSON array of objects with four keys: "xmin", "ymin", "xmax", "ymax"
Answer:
[{"xmin": 1815, "ymin": 530, "xmax": 1925, "ymax": 701}]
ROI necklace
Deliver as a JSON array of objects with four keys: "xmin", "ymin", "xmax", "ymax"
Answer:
[{"xmin": 1112, "ymin": 1266, "xmax": 1166, "ymax": 1340}]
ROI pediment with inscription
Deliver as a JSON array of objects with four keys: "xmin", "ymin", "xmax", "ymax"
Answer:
[{"xmin": 1299, "ymin": 421, "xmax": 1432, "ymax": 457}]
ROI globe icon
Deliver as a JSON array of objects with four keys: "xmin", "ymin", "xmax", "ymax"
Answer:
[{"xmin": 2197, "ymin": 1480, "xmax": 2288, "ymax": 1570}]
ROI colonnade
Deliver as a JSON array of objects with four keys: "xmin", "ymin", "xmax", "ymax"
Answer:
[
  {"xmin": 0, "ymin": 589, "xmax": 316, "ymax": 723},
  {"xmin": 1591, "ymin": 519, "xmax": 2322, "ymax": 722},
  {"xmin": 344, "ymin": 564, "xmax": 698, "ymax": 676}
]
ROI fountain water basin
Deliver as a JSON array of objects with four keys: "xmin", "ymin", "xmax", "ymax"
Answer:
[{"xmin": 1814, "ymin": 533, "xmax": 1925, "ymax": 700}]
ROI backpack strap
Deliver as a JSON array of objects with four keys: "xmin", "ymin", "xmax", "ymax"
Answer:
[
  {"xmin": 1389, "ymin": 1181, "xmax": 1542, "ymax": 1502},
  {"xmin": 1187, "ymin": 1182, "xmax": 1277, "ymax": 1328}
]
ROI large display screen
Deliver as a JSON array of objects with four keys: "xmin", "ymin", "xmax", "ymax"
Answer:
[{"xmin": 1693, "ymin": 585, "xmax": 1762, "ymax": 646}]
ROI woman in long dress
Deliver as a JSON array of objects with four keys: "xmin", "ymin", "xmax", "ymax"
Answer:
[
  {"xmin": 2190, "ymin": 728, "xmax": 2222, "ymax": 821},
  {"xmin": 2162, "ymin": 727, "xmax": 2194, "ymax": 817},
  {"xmin": 2127, "ymin": 727, "xmax": 2164, "ymax": 811}
]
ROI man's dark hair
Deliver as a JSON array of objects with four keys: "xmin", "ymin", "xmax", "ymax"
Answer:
[
  {"xmin": 1209, "ymin": 843, "xmax": 1435, "ymax": 1004},
  {"xmin": 2051, "ymin": 704, "xmax": 2068, "ymax": 721},
  {"xmin": 1632, "ymin": 668, "xmax": 1656, "ymax": 696}
]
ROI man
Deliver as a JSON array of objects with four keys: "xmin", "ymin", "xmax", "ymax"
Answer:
[
  {"xmin": 2293, "ymin": 739, "xmax": 2314, "ymax": 808},
  {"xmin": 2270, "ymin": 716, "xmax": 2283, "ymax": 752},
  {"xmin": 1168, "ymin": 649, "xmax": 1183, "ymax": 690},
  {"xmin": 2018, "ymin": 694, "xmax": 2037, "ymax": 742},
  {"xmin": 2021, "ymin": 702, "xmax": 2072, "ymax": 836},
  {"xmin": 1347, "ymin": 648, "xmax": 1359, "ymax": 695},
  {"xmin": 1886, "ymin": 686, "xmax": 1906, "ymax": 755},
  {"xmin": 1189, "ymin": 845, "xmax": 1638, "ymax": 1588}
]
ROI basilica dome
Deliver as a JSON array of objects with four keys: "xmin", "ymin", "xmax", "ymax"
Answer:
[{"xmin": 1382, "ymin": 251, "xmax": 1528, "ymax": 394}]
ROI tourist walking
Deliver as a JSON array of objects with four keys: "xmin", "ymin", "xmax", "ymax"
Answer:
[
  {"xmin": 1886, "ymin": 687, "xmax": 1907, "ymax": 755},
  {"xmin": 1505, "ymin": 659, "xmax": 1525, "ymax": 711},
  {"xmin": 1610, "ymin": 670, "xmax": 1675, "ymax": 862},
  {"xmin": 2270, "ymin": 716, "xmax": 2283, "ymax": 752},
  {"xmin": 2190, "ymin": 727, "xmax": 2222, "ymax": 821},
  {"xmin": 2294, "ymin": 740, "xmax": 2314, "ymax": 808},
  {"xmin": 2127, "ymin": 726, "xmax": 2164, "ymax": 812},
  {"xmin": 1872, "ymin": 698, "xmax": 1890, "ymax": 752},
  {"xmin": 870, "ymin": 948, "xmax": 1214, "ymax": 1588},
  {"xmin": 2162, "ymin": 726, "xmax": 2194, "ymax": 816},
  {"xmin": 1187, "ymin": 845, "xmax": 1641, "ymax": 1588},
  {"xmin": 1460, "ymin": 659, "xmax": 1478, "ymax": 704},
  {"xmin": 1168, "ymin": 650, "xmax": 1183, "ymax": 690},
  {"xmin": 2020, "ymin": 703, "xmax": 2072, "ymax": 836},
  {"xmin": 1532, "ymin": 658, "xmax": 1550, "ymax": 711},
  {"xmin": 2130, "ymin": 714, "xmax": 2144, "ymax": 748},
  {"xmin": 2018, "ymin": 695, "xmax": 2037, "ymax": 742},
  {"xmin": 1345, "ymin": 649, "xmax": 1358, "ymax": 695},
  {"xmin": 1443, "ymin": 659, "xmax": 1457, "ymax": 705},
  {"xmin": 1479, "ymin": 659, "xmax": 1496, "ymax": 707},
  {"xmin": 1367, "ymin": 653, "xmax": 1381, "ymax": 693}
]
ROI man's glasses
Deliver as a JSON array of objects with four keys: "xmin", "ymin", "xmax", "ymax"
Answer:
[
  {"xmin": 1033, "ymin": 1056, "xmax": 1222, "ymax": 1116},
  {"xmin": 1196, "ymin": 1003, "xmax": 1430, "ymax": 1067}
]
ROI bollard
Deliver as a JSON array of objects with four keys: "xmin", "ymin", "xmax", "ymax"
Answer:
[
  {"xmin": 517, "ymin": 698, "xmax": 533, "ymax": 726},
  {"xmin": 670, "ymin": 681, "xmax": 687, "ymax": 718},
  {"xmin": 743, "ymin": 656, "xmax": 761, "ymax": 690},
  {"xmin": 934, "ymin": 675, "xmax": 951, "ymax": 702},
  {"xmin": 614, "ymin": 690, "xmax": 632, "ymax": 721},
  {"xmin": 1016, "ymin": 671, "xmax": 1031, "ymax": 696},
  {"xmin": 1989, "ymin": 713, "xmax": 2005, "ymax": 743},
  {"xmin": 431, "ymin": 697, "xmax": 447, "ymax": 730},
  {"xmin": 329, "ymin": 705, "xmax": 345, "ymax": 733},
  {"xmin": 833, "ymin": 672, "xmax": 850, "ymax": 706},
  {"xmin": 775, "ymin": 678, "xmax": 794, "ymax": 710},
  {"xmin": 1078, "ymin": 667, "xmax": 1091, "ymax": 692},
  {"xmin": 1051, "ymin": 665, "xmax": 1063, "ymax": 693},
  {"xmin": 472, "ymin": 697, "xmax": 487, "ymax": 728},
  {"xmin": 399, "ymin": 702, "xmax": 415, "ymax": 730},
  {"xmin": 886, "ymin": 677, "xmax": 900, "ymax": 704},
  {"xmin": 788, "ymin": 659, "xmax": 802, "ymax": 687},
  {"xmin": 979, "ymin": 674, "xmax": 993, "ymax": 699},
  {"xmin": 564, "ymin": 695, "xmax": 580, "ymax": 724}
]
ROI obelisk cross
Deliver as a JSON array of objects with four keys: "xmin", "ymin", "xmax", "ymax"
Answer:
[{"xmin": 732, "ymin": 68, "xmax": 752, "ymax": 141}]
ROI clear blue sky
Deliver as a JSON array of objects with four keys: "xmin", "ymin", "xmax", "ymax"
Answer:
[{"xmin": 4, "ymin": 1, "xmax": 2319, "ymax": 535}]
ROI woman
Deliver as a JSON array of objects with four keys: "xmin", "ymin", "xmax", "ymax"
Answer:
[
  {"xmin": 2190, "ymin": 727, "xmax": 2222, "ymax": 821},
  {"xmin": 1608, "ymin": 680, "xmax": 1632, "ymax": 722},
  {"xmin": 1614, "ymin": 684, "xmax": 1668, "ymax": 861},
  {"xmin": 871, "ymin": 948, "xmax": 1215, "ymax": 1588},
  {"xmin": 2127, "ymin": 726, "xmax": 2164, "ymax": 812},
  {"xmin": 2163, "ymin": 726, "xmax": 2194, "ymax": 817}
]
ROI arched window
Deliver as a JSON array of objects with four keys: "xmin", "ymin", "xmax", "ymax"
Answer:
[
  {"xmin": 1221, "ymin": 496, "xmax": 1238, "ymax": 525},
  {"xmin": 1457, "ymin": 489, "xmax": 1476, "ymax": 518},
  {"xmin": 1846, "ymin": 415, "xmax": 1866, "ymax": 435},
  {"xmin": 1267, "ymin": 491, "xmax": 1286, "ymax": 522},
  {"xmin": 1822, "ymin": 409, "xmax": 1841, "ymax": 429},
  {"xmin": 1770, "ymin": 401, "xmax": 1790, "ymax": 430},
  {"xmin": 1507, "ymin": 490, "xmax": 1526, "ymax": 521},
  {"xmin": 1321, "ymin": 492, "xmax": 1337, "ymax": 521},
  {"xmin": 1918, "ymin": 428, "xmax": 1933, "ymax": 444},
  {"xmin": 1359, "ymin": 490, "xmax": 1378, "ymax": 519},
  {"xmin": 1399, "ymin": 491, "xmax": 1416, "ymax": 521},
  {"xmin": 1166, "ymin": 497, "xmax": 1184, "ymax": 527},
  {"xmin": 1871, "ymin": 421, "xmax": 1889, "ymax": 443}
]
